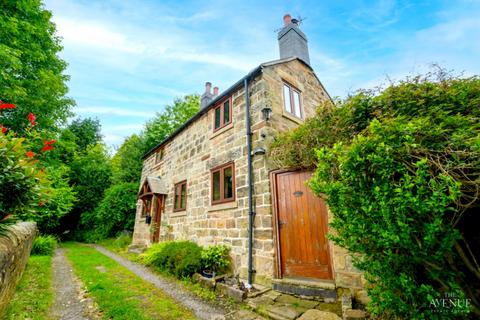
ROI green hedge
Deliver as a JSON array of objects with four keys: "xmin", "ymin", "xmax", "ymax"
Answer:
[
  {"xmin": 142, "ymin": 241, "xmax": 231, "ymax": 279},
  {"xmin": 142, "ymin": 241, "xmax": 203, "ymax": 278}
]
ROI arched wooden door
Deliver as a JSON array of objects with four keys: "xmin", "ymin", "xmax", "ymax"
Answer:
[{"xmin": 272, "ymin": 171, "xmax": 333, "ymax": 280}]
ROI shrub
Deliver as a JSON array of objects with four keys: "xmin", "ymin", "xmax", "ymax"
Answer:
[
  {"xmin": 142, "ymin": 241, "xmax": 203, "ymax": 278},
  {"xmin": 201, "ymin": 244, "xmax": 231, "ymax": 274},
  {"xmin": 31, "ymin": 235, "xmax": 57, "ymax": 256},
  {"xmin": 270, "ymin": 70, "xmax": 480, "ymax": 318}
]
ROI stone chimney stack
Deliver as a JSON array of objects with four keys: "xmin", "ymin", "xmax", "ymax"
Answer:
[
  {"xmin": 277, "ymin": 14, "xmax": 310, "ymax": 65},
  {"xmin": 201, "ymin": 82, "xmax": 213, "ymax": 109},
  {"xmin": 213, "ymin": 86, "xmax": 219, "ymax": 98}
]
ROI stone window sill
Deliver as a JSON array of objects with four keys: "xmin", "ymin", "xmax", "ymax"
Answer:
[
  {"xmin": 169, "ymin": 211, "xmax": 187, "ymax": 218},
  {"xmin": 207, "ymin": 201, "xmax": 238, "ymax": 212},
  {"xmin": 210, "ymin": 123, "xmax": 233, "ymax": 140},
  {"xmin": 152, "ymin": 160, "xmax": 165, "ymax": 170},
  {"xmin": 282, "ymin": 111, "xmax": 304, "ymax": 125}
]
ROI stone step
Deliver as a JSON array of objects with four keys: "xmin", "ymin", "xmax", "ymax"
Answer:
[{"xmin": 272, "ymin": 279, "xmax": 337, "ymax": 300}]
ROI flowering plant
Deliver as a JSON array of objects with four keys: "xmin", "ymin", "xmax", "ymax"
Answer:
[{"xmin": 0, "ymin": 100, "xmax": 56, "ymax": 234}]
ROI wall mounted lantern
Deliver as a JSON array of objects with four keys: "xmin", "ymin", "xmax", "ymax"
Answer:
[{"xmin": 261, "ymin": 106, "xmax": 272, "ymax": 121}]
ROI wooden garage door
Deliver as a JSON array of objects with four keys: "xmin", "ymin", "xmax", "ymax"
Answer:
[{"xmin": 274, "ymin": 171, "xmax": 333, "ymax": 280}]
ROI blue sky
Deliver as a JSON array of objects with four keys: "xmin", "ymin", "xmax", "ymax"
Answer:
[{"xmin": 43, "ymin": 0, "xmax": 480, "ymax": 148}]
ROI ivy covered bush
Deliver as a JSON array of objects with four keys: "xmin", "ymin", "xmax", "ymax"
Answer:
[
  {"xmin": 269, "ymin": 70, "xmax": 479, "ymax": 318},
  {"xmin": 142, "ymin": 241, "xmax": 204, "ymax": 278},
  {"xmin": 201, "ymin": 244, "xmax": 231, "ymax": 275}
]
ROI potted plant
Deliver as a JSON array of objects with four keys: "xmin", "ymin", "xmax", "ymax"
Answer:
[{"xmin": 201, "ymin": 244, "xmax": 231, "ymax": 278}]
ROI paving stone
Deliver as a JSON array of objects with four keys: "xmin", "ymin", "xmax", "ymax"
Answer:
[
  {"xmin": 266, "ymin": 303, "xmax": 302, "ymax": 320},
  {"xmin": 246, "ymin": 295, "xmax": 275, "ymax": 309},
  {"xmin": 265, "ymin": 290, "xmax": 282, "ymax": 300},
  {"xmin": 229, "ymin": 309, "xmax": 264, "ymax": 320},
  {"xmin": 344, "ymin": 309, "xmax": 367, "ymax": 320},
  {"xmin": 314, "ymin": 302, "xmax": 343, "ymax": 316},
  {"xmin": 276, "ymin": 294, "xmax": 302, "ymax": 305},
  {"xmin": 297, "ymin": 300, "xmax": 319, "ymax": 309},
  {"xmin": 297, "ymin": 309, "xmax": 342, "ymax": 320}
]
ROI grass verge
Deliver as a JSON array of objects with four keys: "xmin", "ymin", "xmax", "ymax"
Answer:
[
  {"xmin": 63, "ymin": 242, "xmax": 194, "ymax": 320},
  {"xmin": 4, "ymin": 255, "xmax": 53, "ymax": 320}
]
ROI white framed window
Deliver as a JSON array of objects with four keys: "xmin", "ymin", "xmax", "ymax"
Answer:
[{"xmin": 283, "ymin": 82, "xmax": 303, "ymax": 119}]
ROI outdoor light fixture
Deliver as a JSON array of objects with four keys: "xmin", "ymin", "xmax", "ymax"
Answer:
[
  {"xmin": 145, "ymin": 215, "xmax": 152, "ymax": 225},
  {"xmin": 253, "ymin": 147, "xmax": 266, "ymax": 156},
  {"xmin": 261, "ymin": 106, "xmax": 272, "ymax": 120}
]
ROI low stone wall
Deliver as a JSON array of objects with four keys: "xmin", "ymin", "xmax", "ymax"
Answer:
[{"xmin": 0, "ymin": 222, "xmax": 37, "ymax": 315}]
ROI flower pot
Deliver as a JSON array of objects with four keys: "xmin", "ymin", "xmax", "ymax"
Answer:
[{"xmin": 202, "ymin": 270, "xmax": 215, "ymax": 278}]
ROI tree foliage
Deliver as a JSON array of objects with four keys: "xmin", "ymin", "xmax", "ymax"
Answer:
[
  {"xmin": 269, "ymin": 70, "xmax": 480, "ymax": 318},
  {"xmin": 111, "ymin": 134, "xmax": 144, "ymax": 184},
  {"xmin": 0, "ymin": 0, "xmax": 74, "ymax": 133},
  {"xmin": 143, "ymin": 94, "xmax": 200, "ymax": 152},
  {"xmin": 84, "ymin": 182, "xmax": 138, "ymax": 240},
  {"xmin": 67, "ymin": 117, "xmax": 102, "ymax": 151}
]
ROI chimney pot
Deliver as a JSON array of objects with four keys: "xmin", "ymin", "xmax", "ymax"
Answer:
[
  {"xmin": 283, "ymin": 14, "xmax": 291, "ymax": 26},
  {"xmin": 213, "ymin": 87, "xmax": 219, "ymax": 97},
  {"xmin": 205, "ymin": 82, "xmax": 212, "ymax": 94}
]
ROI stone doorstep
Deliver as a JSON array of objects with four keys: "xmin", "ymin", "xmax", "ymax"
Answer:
[
  {"xmin": 272, "ymin": 282, "xmax": 337, "ymax": 301},
  {"xmin": 272, "ymin": 278, "xmax": 336, "ymax": 290}
]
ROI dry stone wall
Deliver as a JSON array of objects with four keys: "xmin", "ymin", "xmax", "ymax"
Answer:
[{"xmin": 0, "ymin": 222, "xmax": 37, "ymax": 315}]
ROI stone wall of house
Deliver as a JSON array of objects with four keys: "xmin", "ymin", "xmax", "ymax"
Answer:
[
  {"xmin": 0, "ymin": 222, "xmax": 37, "ymax": 315},
  {"xmin": 132, "ymin": 59, "xmax": 368, "ymax": 299}
]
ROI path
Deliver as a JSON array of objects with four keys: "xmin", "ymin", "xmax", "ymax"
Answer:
[
  {"xmin": 94, "ymin": 245, "xmax": 226, "ymax": 320},
  {"xmin": 51, "ymin": 248, "xmax": 100, "ymax": 320}
]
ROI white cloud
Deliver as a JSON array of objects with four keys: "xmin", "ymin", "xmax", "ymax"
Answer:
[
  {"xmin": 76, "ymin": 106, "xmax": 153, "ymax": 118},
  {"xmin": 55, "ymin": 18, "xmax": 146, "ymax": 54}
]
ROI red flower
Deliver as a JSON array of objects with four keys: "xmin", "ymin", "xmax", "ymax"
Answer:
[
  {"xmin": 44, "ymin": 139, "xmax": 57, "ymax": 145},
  {"xmin": 41, "ymin": 140, "xmax": 56, "ymax": 152},
  {"xmin": 1, "ymin": 127, "xmax": 6, "ymax": 134},
  {"xmin": 26, "ymin": 151, "xmax": 35, "ymax": 158},
  {"xmin": 0, "ymin": 102, "xmax": 16, "ymax": 109},
  {"xmin": 28, "ymin": 112, "xmax": 37, "ymax": 126},
  {"xmin": 41, "ymin": 145, "xmax": 54, "ymax": 152}
]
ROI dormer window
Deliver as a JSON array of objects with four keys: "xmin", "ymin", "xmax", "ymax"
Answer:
[
  {"xmin": 283, "ymin": 82, "xmax": 302, "ymax": 119},
  {"xmin": 213, "ymin": 97, "xmax": 232, "ymax": 131}
]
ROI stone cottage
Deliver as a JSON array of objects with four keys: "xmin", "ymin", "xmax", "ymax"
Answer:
[{"xmin": 132, "ymin": 14, "xmax": 367, "ymax": 303}]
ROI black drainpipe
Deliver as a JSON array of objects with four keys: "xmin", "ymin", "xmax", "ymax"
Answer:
[{"xmin": 244, "ymin": 76, "xmax": 255, "ymax": 286}]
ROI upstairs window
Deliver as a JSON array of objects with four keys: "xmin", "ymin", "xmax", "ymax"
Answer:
[
  {"xmin": 214, "ymin": 97, "xmax": 232, "ymax": 131},
  {"xmin": 211, "ymin": 162, "xmax": 235, "ymax": 204},
  {"xmin": 155, "ymin": 148, "xmax": 164, "ymax": 164},
  {"xmin": 283, "ymin": 83, "xmax": 302, "ymax": 119},
  {"xmin": 173, "ymin": 180, "xmax": 187, "ymax": 211}
]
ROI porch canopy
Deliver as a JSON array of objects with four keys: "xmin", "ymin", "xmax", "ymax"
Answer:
[
  {"xmin": 138, "ymin": 176, "xmax": 168, "ymax": 213},
  {"xmin": 138, "ymin": 176, "xmax": 168, "ymax": 199}
]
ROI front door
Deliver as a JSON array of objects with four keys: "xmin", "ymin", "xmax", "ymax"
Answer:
[
  {"xmin": 151, "ymin": 195, "xmax": 164, "ymax": 243},
  {"xmin": 274, "ymin": 171, "xmax": 333, "ymax": 280}
]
